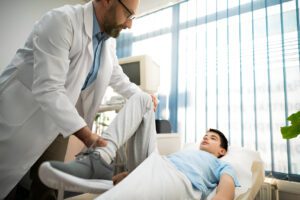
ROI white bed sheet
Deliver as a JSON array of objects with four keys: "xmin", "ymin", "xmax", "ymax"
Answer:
[{"xmin": 65, "ymin": 145, "xmax": 265, "ymax": 200}]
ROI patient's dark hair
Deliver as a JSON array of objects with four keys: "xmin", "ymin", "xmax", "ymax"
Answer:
[{"xmin": 207, "ymin": 128, "xmax": 228, "ymax": 151}]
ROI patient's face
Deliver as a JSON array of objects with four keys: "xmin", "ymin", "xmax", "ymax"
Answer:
[{"xmin": 199, "ymin": 131, "xmax": 226, "ymax": 158}]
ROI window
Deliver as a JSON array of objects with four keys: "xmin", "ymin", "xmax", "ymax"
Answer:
[{"xmin": 117, "ymin": 0, "xmax": 300, "ymax": 180}]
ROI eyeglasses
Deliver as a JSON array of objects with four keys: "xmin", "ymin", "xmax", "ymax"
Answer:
[{"xmin": 117, "ymin": 0, "xmax": 136, "ymax": 20}]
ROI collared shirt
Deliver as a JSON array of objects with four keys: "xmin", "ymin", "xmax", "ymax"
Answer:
[
  {"xmin": 82, "ymin": 10, "xmax": 109, "ymax": 90},
  {"xmin": 167, "ymin": 149, "xmax": 240, "ymax": 199}
]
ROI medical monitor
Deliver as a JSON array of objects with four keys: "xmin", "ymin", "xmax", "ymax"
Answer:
[{"xmin": 119, "ymin": 55, "xmax": 160, "ymax": 94}]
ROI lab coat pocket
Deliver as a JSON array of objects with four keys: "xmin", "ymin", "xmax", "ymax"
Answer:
[{"xmin": 0, "ymin": 80, "xmax": 38, "ymax": 126}]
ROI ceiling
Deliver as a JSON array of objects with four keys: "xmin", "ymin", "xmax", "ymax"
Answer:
[
  {"xmin": 82, "ymin": 0, "xmax": 186, "ymax": 17},
  {"xmin": 138, "ymin": 0, "xmax": 186, "ymax": 17}
]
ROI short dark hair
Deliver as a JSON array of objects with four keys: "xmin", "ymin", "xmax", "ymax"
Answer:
[{"xmin": 207, "ymin": 128, "xmax": 228, "ymax": 151}]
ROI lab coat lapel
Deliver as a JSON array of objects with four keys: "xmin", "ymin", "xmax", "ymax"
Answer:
[
  {"xmin": 79, "ymin": 1, "xmax": 96, "ymax": 123},
  {"xmin": 83, "ymin": 1, "xmax": 93, "ymax": 58},
  {"xmin": 86, "ymin": 41, "xmax": 112, "ymax": 126}
]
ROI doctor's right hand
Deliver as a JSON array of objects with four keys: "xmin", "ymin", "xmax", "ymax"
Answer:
[
  {"xmin": 74, "ymin": 126, "xmax": 107, "ymax": 147},
  {"xmin": 88, "ymin": 133, "xmax": 108, "ymax": 147}
]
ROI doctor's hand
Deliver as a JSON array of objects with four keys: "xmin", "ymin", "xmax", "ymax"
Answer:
[
  {"xmin": 150, "ymin": 94, "xmax": 158, "ymax": 112},
  {"xmin": 88, "ymin": 133, "xmax": 108, "ymax": 147},
  {"xmin": 74, "ymin": 126, "xmax": 107, "ymax": 147}
]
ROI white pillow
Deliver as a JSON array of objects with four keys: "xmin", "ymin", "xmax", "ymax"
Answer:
[
  {"xmin": 221, "ymin": 146, "xmax": 261, "ymax": 188},
  {"xmin": 207, "ymin": 146, "xmax": 264, "ymax": 199}
]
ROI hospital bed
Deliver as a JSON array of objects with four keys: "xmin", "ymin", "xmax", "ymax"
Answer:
[
  {"xmin": 207, "ymin": 145, "xmax": 264, "ymax": 199},
  {"xmin": 40, "ymin": 134, "xmax": 264, "ymax": 200}
]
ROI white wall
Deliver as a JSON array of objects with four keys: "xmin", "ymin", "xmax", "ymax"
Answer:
[{"xmin": 0, "ymin": 0, "xmax": 84, "ymax": 73}]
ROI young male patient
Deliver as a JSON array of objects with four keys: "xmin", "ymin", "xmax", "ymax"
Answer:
[{"xmin": 39, "ymin": 92, "xmax": 239, "ymax": 200}]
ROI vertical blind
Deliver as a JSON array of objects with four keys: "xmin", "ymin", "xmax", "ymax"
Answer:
[{"xmin": 116, "ymin": 0, "xmax": 300, "ymax": 180}]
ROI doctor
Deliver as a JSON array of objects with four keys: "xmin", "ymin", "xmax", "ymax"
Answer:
[{"xmin": 0, "ymin": 0, "xmax": 158, "ymax": 198}]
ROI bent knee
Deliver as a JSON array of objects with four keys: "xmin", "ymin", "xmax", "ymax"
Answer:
[{"xmin": 131, "ymin": 92, "xmax": 152, "ymax": 109}]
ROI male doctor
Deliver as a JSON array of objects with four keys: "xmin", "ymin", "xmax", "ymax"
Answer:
[{"xmin": 0, "ymin": 0, "xmax": 157, "ymax": 198}]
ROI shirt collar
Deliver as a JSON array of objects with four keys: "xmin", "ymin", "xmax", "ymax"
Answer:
[
  {"xmin": 93, "ymin": 9, "xmax": 100, "ymax": 37},
  {"xmin": 93, "ymin": 8, "xmax": 109, "ymax": 41}
]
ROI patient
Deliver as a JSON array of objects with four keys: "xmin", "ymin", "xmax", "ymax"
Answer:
[{"xmin": 39, "ymin": 92, "xmax": 239, "ymax": 200}]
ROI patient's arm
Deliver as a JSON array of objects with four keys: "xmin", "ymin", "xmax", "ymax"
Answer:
[{"xmin": 213, "ymin": 174, "xmax": 235, "ymax": 200}]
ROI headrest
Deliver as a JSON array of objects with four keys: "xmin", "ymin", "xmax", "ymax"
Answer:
[{"xmin": 221, "ymin": 146, "xmax": 263, "ymax": 189}]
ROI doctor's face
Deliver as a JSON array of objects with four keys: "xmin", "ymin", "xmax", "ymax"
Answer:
[{"xmin": 104, "ymin": 0, "xmax": 139, "ymax": 38}]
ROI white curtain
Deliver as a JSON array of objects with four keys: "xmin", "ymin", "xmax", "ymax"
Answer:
[{"xmin": 116, "ymin": 0, "xmax": 300, "ymax": 180}]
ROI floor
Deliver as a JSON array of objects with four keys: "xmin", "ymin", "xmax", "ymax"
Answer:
[{"xmin": 65, "ymin": 193, "xmax": 99, "ymax": 200}]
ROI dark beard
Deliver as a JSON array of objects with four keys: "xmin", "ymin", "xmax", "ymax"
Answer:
[
  {"xmin": 106, "ymin": 24, "xmax": 123, "ymax": 38},
  {"xmin": 102, "ymin": 3, "xmax": 125, "ymax": 38},
  {"xmin": 103, "ymin": 13, "xmax": 124, "ymax": 38}
]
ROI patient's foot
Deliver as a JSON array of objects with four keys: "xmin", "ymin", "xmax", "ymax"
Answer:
[{"xmin": 38, "ymin": 148, "xmax": 114, "ymax": 192}]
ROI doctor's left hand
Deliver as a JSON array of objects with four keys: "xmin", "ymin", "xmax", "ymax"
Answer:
[{"xmin": 74, "ymin": 126, "xmax": 108, "ymax": 147}]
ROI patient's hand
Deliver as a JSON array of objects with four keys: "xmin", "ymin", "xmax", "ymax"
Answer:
[{"xmin": 112, "ymin": 171, "xmax": 129, "ymax": 185}]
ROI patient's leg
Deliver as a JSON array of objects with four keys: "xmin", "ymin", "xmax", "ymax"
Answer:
[
  {"xmin": 97, "ymin": 92, "xmax": 157, "ymax": 169},
  {"xmin": 38, "ymin": 92, "xmax": 157, "ymax": 191},
  {"xmin": 125, "ymin": 100, "xmax": 157, "ymax": 171}
]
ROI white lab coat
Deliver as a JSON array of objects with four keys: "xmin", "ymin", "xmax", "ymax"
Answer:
[{"xmin": 0, "ymin": 2, "xmax": 140, "ymax": 198}]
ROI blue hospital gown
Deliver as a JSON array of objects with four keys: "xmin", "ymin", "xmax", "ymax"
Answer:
[{"xmin": 167, "ymin": 149, "xmax": 240, "ymax": 199}]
